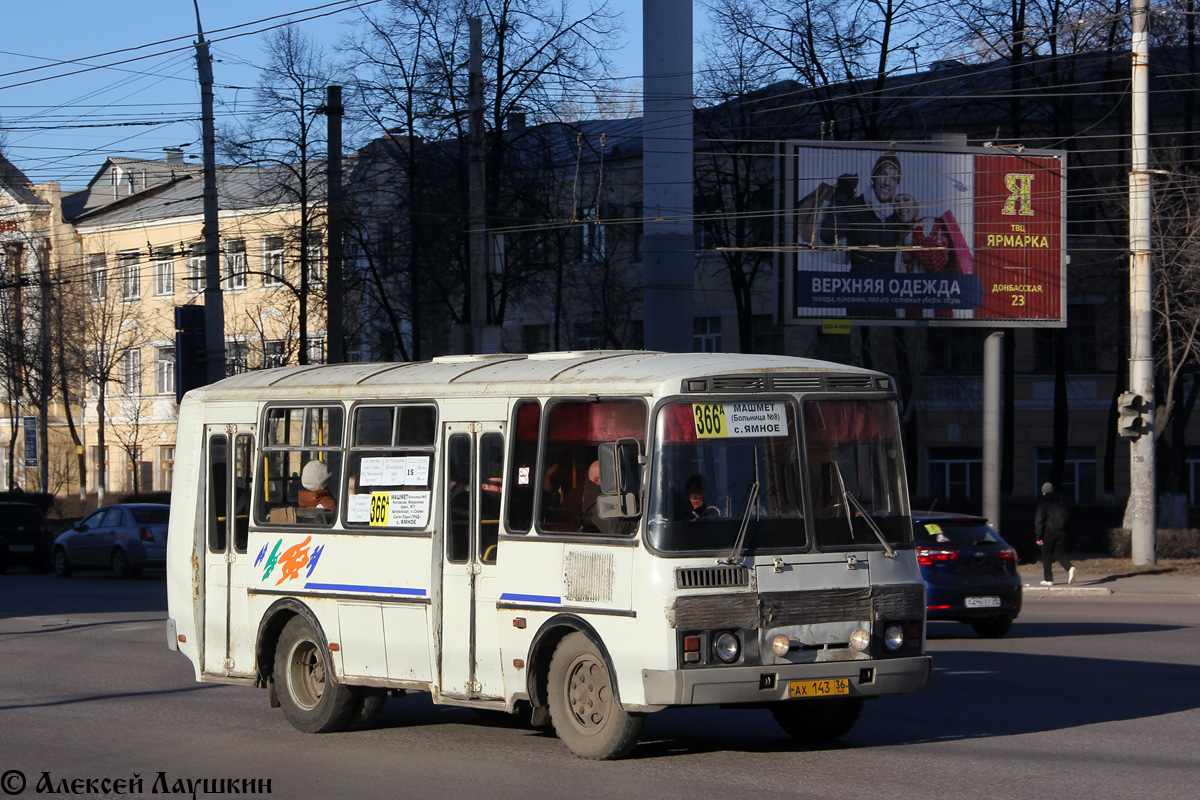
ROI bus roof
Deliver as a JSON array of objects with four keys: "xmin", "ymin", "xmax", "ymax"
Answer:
[{"xmin": 183, "ymin": 350, "xmax": 887, "ymax": 403}]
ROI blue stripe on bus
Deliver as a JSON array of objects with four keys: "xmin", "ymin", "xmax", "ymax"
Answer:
[
  {"xmin": 499, "ymin": 592, "xmax": 562, "ymax": 604},
  {"xmin": 304, "ymin": 583, "xmax": 427, "ymax": 596}
]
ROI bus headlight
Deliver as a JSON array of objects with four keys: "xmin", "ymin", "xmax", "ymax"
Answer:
[
  {"xmin": 771, "ymin": 634, "xmax": 792, "ymax": 657},
  {"xmin": 713, "ymin": 632, "xmax": 741, "ymax": 663},
  {"xmin": 849, "ymin": 628, "xmax": 871, "ymax": 652},
  {"xmin": 883, "ymin": 623, "xmax": 905, "ymax": 652}
]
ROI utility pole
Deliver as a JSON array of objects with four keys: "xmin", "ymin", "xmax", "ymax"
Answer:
[
  {"xmin": 325, "ymin": 85, "xmax": 345, "ymax": 363},
  {"xmin": 467, "ymin": 18, "xmax": 490, "ymax": 355},
  {"xmin": 194, "ymin": 1, "xmax": 226, "ymax": 383},
  {"xmin": 1127, "ymin": 0, "xmax": 1156, "ymax": 564},
  {"xmin": 642, "ymin": 0, "xmax": 694, "ymax": 352}
]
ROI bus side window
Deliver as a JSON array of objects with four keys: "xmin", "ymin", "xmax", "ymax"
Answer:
[
  {"xmin": 447, "ymin": 435, "xmax": 471, "ymax": 562},
  {"xmin": 479, "ymin": 433, "xmax": 504, "ymax": 563},
  {"xmin": 233, "ymin": 434, "xmax": 253, "ymax": 553}
]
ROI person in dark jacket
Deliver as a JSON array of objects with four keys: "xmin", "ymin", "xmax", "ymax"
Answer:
[{"xmin": 1035, "ymin": 482, "xmax": 1076, "ymax": 585}]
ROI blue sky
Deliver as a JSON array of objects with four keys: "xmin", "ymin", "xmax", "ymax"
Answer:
[{"xmin": 1, "ymin": 0, "xmax": 703, "ymax": 188}]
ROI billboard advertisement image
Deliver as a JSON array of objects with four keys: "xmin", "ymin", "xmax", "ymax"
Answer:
[{"xmin": 777, "ymin": 142, "xmax": 1066, "ymax": 326}]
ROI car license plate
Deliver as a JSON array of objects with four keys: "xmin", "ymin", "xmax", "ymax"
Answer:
[
  {"xmin": 9, "ymin": 545, "xmax": 34, "ymax": 552},
  {"xmin": 965, "ymin": 596, "xmax": 1001, "ymax": 609},
  {"xmin": 788, "ymin": 678, "xmax": 850, "ymax": 698}
]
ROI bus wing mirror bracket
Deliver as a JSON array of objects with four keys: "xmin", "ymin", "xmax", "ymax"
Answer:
[{"xmin": 597, "ymin": 439, "xmax": 642, "ymax": 518}]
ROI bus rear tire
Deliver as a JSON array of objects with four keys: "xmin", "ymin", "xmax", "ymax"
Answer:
[
  {"xmin": 547, "ymin": 632, "xmax": 644, "ymax": 760},
  {"xmin": 771, "ymin": 697, "xmax": 863, "ymax": 743},
  {"xmin": 275, "ymin": 617, "xmax": 357, "ymax": 733}
]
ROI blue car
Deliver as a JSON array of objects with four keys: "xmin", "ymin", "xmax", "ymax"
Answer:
[
  {"xmin": 913, "ymin": 511, "xmax": 1022, "ymax": 638},
  {"xmin": 52, "ymin": 503, "xmax": 170, "ymax": 579}
]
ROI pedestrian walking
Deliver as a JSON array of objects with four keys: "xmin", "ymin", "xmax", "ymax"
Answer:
[{"xmin": 1035, "ymin": 482, "xmax": 1076, "ymax": 585}]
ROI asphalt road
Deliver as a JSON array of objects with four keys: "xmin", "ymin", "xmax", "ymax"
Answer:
[{"xmin": 1, "ymin": 569, "xmax": 1196, "ymax": 799}]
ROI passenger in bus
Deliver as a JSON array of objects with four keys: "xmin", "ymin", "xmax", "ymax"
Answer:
[
  {"xmin": 558, "ymin": 460, "xmax": 602, "ymax": 532},
  {"xmin": 541, "ymin": 462, "xmax": 565, "ymax": 518},
  {"xmin": 298, "ymin": 460, "xmax": 336, "ymax": 511},
  {"xmin": 684, "ymin": 475, "xmax": 721, "ymax": 520}
]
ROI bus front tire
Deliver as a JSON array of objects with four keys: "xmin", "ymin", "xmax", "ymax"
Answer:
[
  {"xmin": 275, "ymin": 617, "xmax": 358, "ymax": 733},
  {"xmin": 771, "ymin": 697, "xmax": 863, "ymax": 743},
  {"xmin": 547, "ymin": 632, "xmax": 644, "ymax": 760}
]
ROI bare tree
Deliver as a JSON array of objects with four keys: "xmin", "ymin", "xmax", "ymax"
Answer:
[{"xmin": 223, "ymin": 25, "xmax": 338, "ymax": 365}]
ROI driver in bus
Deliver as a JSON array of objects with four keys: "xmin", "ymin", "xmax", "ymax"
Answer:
[{"xmin": 684, "ymin": 475, "xmax": 721, "ymax": 520}]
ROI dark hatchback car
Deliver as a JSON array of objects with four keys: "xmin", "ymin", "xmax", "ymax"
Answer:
[
  {"xmin": 0, "ymin": 502, "xmax": 55, "ymax": 573},
  {"xmin": 913, "ymin": 511, "xmax": 1022, "ymax": 638}
]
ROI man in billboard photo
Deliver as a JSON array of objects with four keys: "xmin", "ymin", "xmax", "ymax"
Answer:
[{"xmin": 818, "ymin": 152, "xmax": 910, "ymax": 273}]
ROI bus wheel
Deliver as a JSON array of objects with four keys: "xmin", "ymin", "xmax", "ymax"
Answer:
[
  {"xmin": 547, "ymin": 632, "xmax": 644, "ymax": 760},
  {"xmin": 275, "ymin": 617, "xmax": 357, "ymax": 733},
  {"xmin": 348, "ymin": 688, "xmax": 388, "ymax": 730},
  {"xmin": 771, "ymin": 697, "xmax": 863, "ymax": 743}
]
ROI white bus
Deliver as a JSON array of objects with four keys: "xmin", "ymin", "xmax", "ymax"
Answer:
[{"xmin": 166, "ymin": 351, "xmax": 930, "ymax": 759}]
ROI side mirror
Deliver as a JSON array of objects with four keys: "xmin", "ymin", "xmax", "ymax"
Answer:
[
  {"xmin": 596, "ymin": 439, "xmax": 642, "ymax": 518},
  {"xmin": 76, "ymin": 523, "xmax": 89, "ymax": 533}
]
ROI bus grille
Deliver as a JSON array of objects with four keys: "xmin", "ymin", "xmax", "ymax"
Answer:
[
  {"xmin": 669, "ymin": 584, "xmax": 924, "ymax": 629},
  {"xmin": 675, "ymin": 565, "xmax": 750, "ymax": 590},
  {"xmin": 826, "ymin": 375, "xmax": 875, "ymax": 389}
]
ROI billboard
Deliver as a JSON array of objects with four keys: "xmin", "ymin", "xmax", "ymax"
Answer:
[{"xmin": 776, "ymin": 142, "xmax": 1066, "ymax": 327}]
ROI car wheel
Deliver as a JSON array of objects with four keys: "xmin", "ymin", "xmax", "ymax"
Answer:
[
  {"xmin": 111, "ymin": 549, "xmax": 135, "ymax": 579},
  {"xmin": 771, "ymin": 697, "xmax": 863, "ymax": 743},
  {"xmin": 53, "ymin": 548, "xmax": 73, "ymax": 577},
  {"xmin": 547, "ymin": 632, "xmax": 644, "ymax": 760},
  {"xmin": 971, "ymin": 617, "xmax": 1014, "ymax": 638},
  {"xmin": 274, "ymin": 617, "xmax": 358, "ymax": 733}
]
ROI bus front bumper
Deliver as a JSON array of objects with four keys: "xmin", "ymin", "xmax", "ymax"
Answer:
[{"xmin": 640, "ymin": 655, "xmax": 931, "ymax": 707}]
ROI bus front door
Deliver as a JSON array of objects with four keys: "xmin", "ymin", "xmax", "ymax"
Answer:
[
  {"xmin": 201, "ymin": 428, "xmax": 256, "ymax": 678},
  {"xmin": 439, "ymin": 423, "xmax": 505, "ymax": 700}
]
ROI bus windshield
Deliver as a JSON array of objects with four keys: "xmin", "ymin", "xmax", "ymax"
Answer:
[
  {"xmin": 647, "ymin": 400, "xmax": 804, "ymax": 555},
  {"xmin": 804, "ymin": 398, "xmax": 911, "ymax": 550}
]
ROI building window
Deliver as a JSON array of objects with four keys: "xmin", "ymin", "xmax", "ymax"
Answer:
[
  {"xmin": 121, "ymin": 349, "xmax": 142, "ymax": 395},
  {"xmin": 262, "ymin": 236, "xmax": 285, "ymax": 286},
  {"xmin": 1035, "ymin": 446, "xmax": 1096, "ymax": 504},
  {"xmin": 262, "ymin": 340, "xmax": 287, "ymax": 369},
  {"xmin": 580, "ymin": 208, "xmax": 605, "ymax": 262},
  {"xmin": 927, "ymin": 329, "xmax": 984, "ymax": 372},
  {"xmin": 87, "ymin": 254, "xmax": 107, "ymax": 301},
  {"xmin": 573, "ymin": 322, "xmax": 604, "ymax": 350},
  {"xmin": 225, "ymin": 238, "xmax": 247, "ymax": 290},
  {"xmin": 91, "ymin": 446, "xmax": 109, "ymax": 491},
  {"xmin": 156, "ymin": 347, "xmax": 175, "ymax": 395},
  {"xmin": 1035, "ymin": 304, "xmax": 1097, "ymax": 373},
  {"xmin": 159, "ymin": 445, "xmax": 175, "ymax": 491},
  {"xmin": 523, "ymin": 323, "xmax": 552, "ymax": 353},
  {"xmin": 153, "ymin": 247, "xmax": 174, "ymax": 296},
  {"xmin": 118, "ymin": 251, "xmax": 140, "ymax": 300},
  {"xmin": 630, "ymin": 203, "xmax": 643, "ymax": 262},
  {"xmin": 227, "ymin": 341, "xmax": 249, "ymax": 376},
  {"xmin": 305, "ymin": 233, "xmax": 323, "ymax": 282},
  {"xmin": 186, "ymin": 244, "xmax": 205, "ymax": 293},
  {"xmin": 693, "ymin": 316, "xmax": 722, "ymax": 352},
  {"xmin": 307, "ymin": 337, "xmax": 325, "ymax": 365},
  {"xmin": 752, "ymin": 314, "xmax": 783, "ymax": 355},
  {"xmin": 927, "ymin": 446, "xmax": 982, "ymax": 502}
]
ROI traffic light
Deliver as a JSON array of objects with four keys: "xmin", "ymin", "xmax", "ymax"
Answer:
[
  {"xmin": 175, "ymin": 305, "xmax": 206, "ymax": 405},
  {"xmin": 1117, "ymin": 392, "xmax": 1146, "ymax": 439}
]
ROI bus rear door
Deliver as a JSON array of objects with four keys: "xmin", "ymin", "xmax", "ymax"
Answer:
[{"xmin": 202, "ymin": 426, "xmax": 256, "ymax": 677}]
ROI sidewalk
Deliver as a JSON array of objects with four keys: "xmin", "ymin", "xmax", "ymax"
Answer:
[{"xmin": 1017, "ymin": 564, "xmax": 1200, "ymax": 600}]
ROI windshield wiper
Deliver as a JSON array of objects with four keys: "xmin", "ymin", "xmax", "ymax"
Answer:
[
  {"xmin": 720, "ymin": 448, "xmax": 760, "ymax": 566},
  {"xmin": 831, "ymin": 462, "xmax": 895, "ymax": 558}
]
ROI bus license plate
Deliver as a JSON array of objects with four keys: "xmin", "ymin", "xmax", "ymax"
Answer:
[
  {"xmin": 965, "ymin": 596, "xmax": 1001, "ymax": 609},
  {"xmin": 788, "ymin": 678, "xmax": 849, "ymax": 698}
]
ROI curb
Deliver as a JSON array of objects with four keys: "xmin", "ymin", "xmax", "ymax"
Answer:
[{"xmin": 1022, "ymin": 582, "xmax": 1112, "ymax": 597}]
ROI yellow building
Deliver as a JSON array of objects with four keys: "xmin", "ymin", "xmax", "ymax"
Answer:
[{"xmin": 0, "ymin": 151, "xmax": 329, "ymax": 501}]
